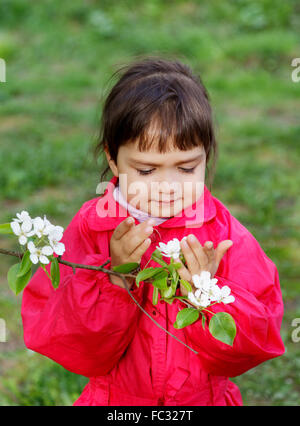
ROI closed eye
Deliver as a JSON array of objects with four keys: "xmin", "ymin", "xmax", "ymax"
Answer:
[
  {"xmin": 136, "ymin": 169, "xmax": 155, "ymax": 175},
  {"xmin": 137, "ymin": 166, "xmax": 196, "ymax": 175},
  {"xmin": 178, "ymin": 167, "xmax": 196, "ymax": 173}
]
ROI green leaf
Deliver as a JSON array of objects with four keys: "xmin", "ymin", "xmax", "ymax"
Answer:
[
  {"xmin": 161, "ymin": 284, "xmax": 173, "ymax": 299},
  {"xmin": 17, "ymin": 250, "xmax": 32, "ymax": 278},
  {"xmin": 162, "ymin": 297, "xmax": 174, "ymax": 305},
  {"xmin": 135, "ymin": 267, "xmax": 161, "ymax": 287},
  {"xmin": 112, "ymin": 262, "xmax": 139, "ymax": 273},
  {"xmin": 170, "ymin": 269, "xmax": 179, "ymax": 296},
  {"xmin": 152, "ymin": 270, "xmax": 168, "ymax": 290},
  {"xmin": 201, "ymin": 313, "xmax": 206, "ymax": 330},
  {"xmin": 172, "ymin": 262, "xmax": 182, "ymax": 270},
  {"xmin": 0, "ymin": 223, "xmax": 14, "ymax": 235},
  {"xmin": 7, "ymin": 262, "xmax": 32, "ymax": 295},
  {"xmin": 174, "ymin": 308, "xmax": 200, "ymax": 329},
  {"xmin": 180, "ymin": 279, "xmax": 193, "ymax": 293},
  {"xmin": 151, "ymin": 251, "xmax": 168, "ymax": 267},
  {"xmin": 167, "ymin": 262, "xmax": 180, "ymax": 287},
  {"xmin": 50, "ymin": 257, "xmax": 60, "ymax": 289},
  {"xmin": 209, "ymin": 312, "xmax": 237, "ymax": 346},
  {"xmin": 152, "ymin": 286, "xmax": 159, "ymax": 305},
  {"xmin": 152, "ymin": 249, "xmax": 163, "ymax": 259}
]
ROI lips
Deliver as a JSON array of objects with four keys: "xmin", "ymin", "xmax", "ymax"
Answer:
[{"xmin": 157, "ymin": 198, "xmax": 179, "ymax": 203}]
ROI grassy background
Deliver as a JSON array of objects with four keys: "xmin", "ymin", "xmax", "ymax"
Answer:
[{"xmin": 0, "ymin": 0, "xmax": 299, "ymax": 405}]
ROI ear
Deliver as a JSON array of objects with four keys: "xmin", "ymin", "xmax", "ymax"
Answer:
[{"xmin": 104, "ymin": 145, "xmax": 119, "ymax": 177}]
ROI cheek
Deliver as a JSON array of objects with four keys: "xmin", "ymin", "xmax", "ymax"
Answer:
[
  {"xmin": 181, "ymin": 177, "xmax": 205, "ymax": 206},
  {"xmin": 126, "ymin": 180, "xmax": 151, "ymax": 208}
]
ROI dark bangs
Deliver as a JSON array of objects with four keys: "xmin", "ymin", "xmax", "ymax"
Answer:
[{"xmin": 93, "ymin": 56, "xmax": 218, "ymax": 188}]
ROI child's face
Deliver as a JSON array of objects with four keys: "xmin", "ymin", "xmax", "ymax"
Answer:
[{"xmin": 105, "ymin": 140, "xmax": 206, "ymax": 218}]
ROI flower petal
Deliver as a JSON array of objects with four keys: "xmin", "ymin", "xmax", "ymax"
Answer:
[
  {"xmin": 202, "ymin": 280, "xmax": 211, "ymax": 292},
  {"xmin": 10, "ymin": 221, "xmax": 21, "ymax": 235},
  {"xmin": 29, "ymin": 254, "xmax": 39, "ymax": 264},
  {"xmin": 192, "ymin": 274, "xmax": 202, "ymax": 288},
  {"xmin": 39, "ymin": 255, "xmax": 50, "ymax": 264},
  {"xmin": 19, "ymin": 235, "xmax": 27, "ymax": 245},
  {"xmin": 188, "ymin": 292, "xmax": 201, "ymax": 306},
  {"xmin": 41, "ymin": 245, "xmax": 53, "ymax": 256},
  {"xmin": 27, "ymin": 241, "xmax": 36, "ymax": 253},
  {"xmin": 223, "ymin": 295, "xmax": 235, "ymax": 304},
  {"xmin": 200, "ymin": 270, "xmax": 211, "ymax": 281},
  {"xmin": 221, "ymin": 285, "xmax": 231, "ymax": 298},
  {"xmin": 27, "ymin": 230, "xmax": 36, "ymax": 237},
  {"xmin": 21, "ymin": 219, "xmax": 33, "ymax": 233},
  {"xmin": 199, "ymin": 293, "xmax": 210, "ymax": 307},
  {"xmin": 195, "ymin": 289, "xmax": 202, "ymax": 298},
  {"xmin": 53, "ymin": 242, "xmax": 65, "ymax": 255},
  {"xmin": 33, "ymin": 217, "xmax": 43, "ymax": 228},
  {"xmin": 17, "ymin": 211, "xmax": 31, "ymax": 222}
]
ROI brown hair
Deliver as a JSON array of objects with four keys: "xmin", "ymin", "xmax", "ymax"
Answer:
[{"xmin": 93, "ymin": 54, "xmax": 218, "ymax": 190}]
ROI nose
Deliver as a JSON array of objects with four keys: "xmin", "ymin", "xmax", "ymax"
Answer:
[
  {"xmin": 157, "ymin": 180, "xmax": 181, "ymax": 200},
  {"xmin": 159, "ymin": 180, "xmax": 174, "ymax": 192}
]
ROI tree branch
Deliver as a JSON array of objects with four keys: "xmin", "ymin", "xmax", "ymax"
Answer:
[{"xmin": 0, "ymin": 246, "xmax": 198, "ymax": 354}]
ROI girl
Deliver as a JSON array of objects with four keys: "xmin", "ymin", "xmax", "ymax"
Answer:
[{"xmin": 21, "ymin": 57, "xmax": 285, "ymax": 406}]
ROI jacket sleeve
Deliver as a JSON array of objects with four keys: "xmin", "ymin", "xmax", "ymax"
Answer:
[
  {"xmin": 181, "ymin": 214, "xmax": 285, "ymax": 377},
  {"xmin": 21, "ymin": 207, "xmax": 144, "ymax": 377}
]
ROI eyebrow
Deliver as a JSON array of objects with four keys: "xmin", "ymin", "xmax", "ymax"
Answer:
[{"xmin": 130, "ymin": 153, "xmax": 204, "ymax": 167}]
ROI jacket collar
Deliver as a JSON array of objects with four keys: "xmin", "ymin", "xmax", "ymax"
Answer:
[{"xmin": 87, "ymin": 175, "xmax": 216, "ymax": 231}]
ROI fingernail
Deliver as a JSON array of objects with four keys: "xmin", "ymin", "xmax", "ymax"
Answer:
[
  {"xmin": 188, "ymin": 234, "xmax": 196, "ymax": 242},
  {"xmin": 148, "ymin": 219, "xmax": 155, "ymax": 225},
  {"xmin": 127, "ymin": 217, "xmax": 134, "ymax": 224},
  {"xmin": 181, "ymin": 239, "xmax": 188, "ymax": 248},
  {"xmin": 145, "ymin": 226, "xmax": 153, "ymax": 233}
]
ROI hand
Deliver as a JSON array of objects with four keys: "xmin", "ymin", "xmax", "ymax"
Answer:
[
  {"xmin": 109, "ymin": 217, "xmax": 155, "ymax": 288},
  {"xmin": 174, "ymin": 234, "xmax": 233, "ymax": 297}
]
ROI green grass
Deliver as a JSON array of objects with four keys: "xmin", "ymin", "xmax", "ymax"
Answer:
[{"xmin": 0, "ymin": 0, "xmax": 299, "ymax": 406}]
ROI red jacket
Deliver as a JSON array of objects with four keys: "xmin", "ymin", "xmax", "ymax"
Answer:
[{"xmin": 21, "ymin": 176, "xmax": 285, "ymax": 406}]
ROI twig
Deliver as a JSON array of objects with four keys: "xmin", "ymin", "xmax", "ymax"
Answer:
[{"xmin": 0, "ymin": 247, "xmax": 199, "ymax": 355}]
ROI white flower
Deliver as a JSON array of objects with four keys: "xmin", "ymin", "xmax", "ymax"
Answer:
[
  {"xmin": 13, "ymin": 210, "xmax": 31, "ymax": 223},
  {"xmin": 188, "ymin": 291, "xmax": 211, "ymax": 308},
  {"xmin": 192, "ymin": 271, "xmax": 218, "ymax": 292},
  {"xmin": 156, "ymin": 238, "xmax": 181, "ymax": 259},
  {"xmin": 156, "ymin": 236, "xmax": 188, "ymax": 260},
  {"xmin": 48, "ymin": 226, "xmax": 65, "ymax": 256},
  {"xmin": 210, "ymin": 285, "xmax": 235, "ymax": 304},
  {"xmin": 187, "ymin": 292, "xmax": 202, "ymax": 307},
  {"xmin": 10, "ymin": 219, "xmax": 35, "ymax": 245},
  {"xmin": 27, "ymin": 241, "xmax": 53, "ymax": 264},
  {"xmin": 187, "ymin": 270, "xmax": 235, "ymax": 308},
  {"xmin": 32, "ymin": 215, "xmax": 53, "ymax": 238}
]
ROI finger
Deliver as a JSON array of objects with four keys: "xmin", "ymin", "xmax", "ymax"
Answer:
[
  {"xmin": 173, "ymin": 256, "xmax": 191, "ymax": 282},
  {"xmin": 113, "ymin": 217, "xmax": 135, "ymax": 240},
  {"xmin": 180, "ymin": 238, "xmax": 200, "ymax": 276},
  {"xmin": 203, "ymin": 240, "xmax": 215, "ymax": 265},
  {"xmin": 215, "ymin": 240, "xmax": 233, "ymax": 266},
  {"xmin": 126, "ymin": 219, "xmax": 155, "ymax": 256},
  {"xmin": 186, "ymin": 234, "xmax": 209, "ymax": 269},
  {"xmin": 130, "ymin": 237, "xmax": 152, "ymax": 262}
]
